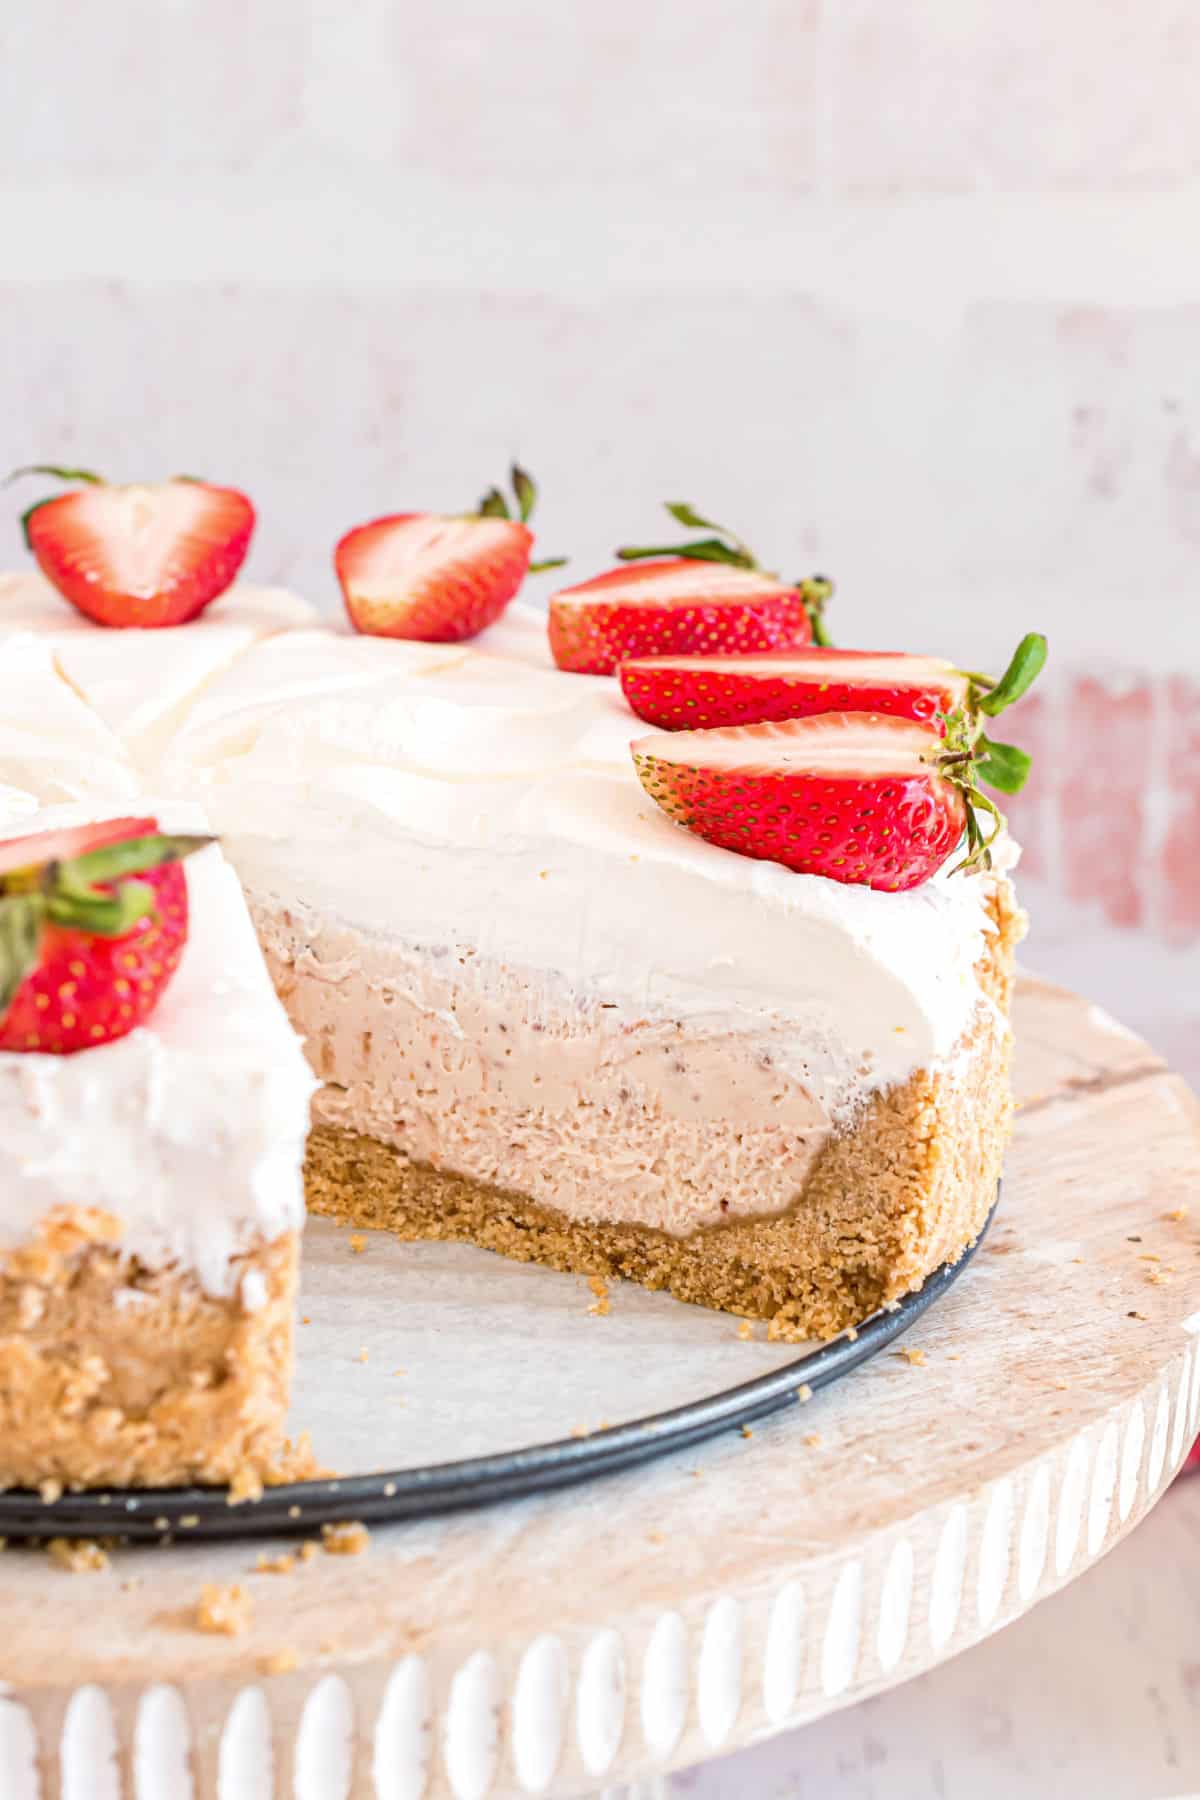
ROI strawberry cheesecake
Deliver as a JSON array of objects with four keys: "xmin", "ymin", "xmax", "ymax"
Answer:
[{"xmin": 0, "ymin": 472, "xmax": 1038, "ymax": 1489}]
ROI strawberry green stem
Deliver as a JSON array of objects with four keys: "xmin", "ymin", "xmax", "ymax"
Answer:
[
  {"xmin": 933, "ymin": 632, "xmax": 1047, "ymax": 874},
  {"xmin": 473, "ymin": 465, "xmax": 568, "ymax": 571},
  {"xmin": 5, "ymin": 464, "xmax": 105, "ymax": 487}
]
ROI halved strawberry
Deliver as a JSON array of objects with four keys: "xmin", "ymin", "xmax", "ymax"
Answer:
[
  {"xmin": 548, "ymin": 499, "xmax": 833, "ymax": 675},
  {"xmin": 620, "ymin": 649, "xmax": 970, "ymax": 731},
  {"xmin": 632, "ymin": 713, "xmax": 967, "ymax": 892},
  {"xmin": 548, "ymin": 560, "xmax": 818, "ymax": 676},
  {"xmin": 336, "ymin": 463, "xmax": 566, "ymax": 643},
  {"xmin": 0, "ymin": 818, "xmax": 211, "ymax": 1054},
  {"xmin": 10, "ymin": 466, "xmax": 255, "ymax": 628}
]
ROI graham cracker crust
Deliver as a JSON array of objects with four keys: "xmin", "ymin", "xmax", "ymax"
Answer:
[
  {"xmin": 0, "ymin": 1208, "xmax": 298, "ymax": 1492},
  {"xmin": 306, "ymin": 885, "xmax": 1022, "ymax": 1341}
]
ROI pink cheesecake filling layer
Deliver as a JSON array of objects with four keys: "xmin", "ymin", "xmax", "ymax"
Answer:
[{"xmin": 253, "ymin": 903, "xmax": 838, "ymax": 1235}]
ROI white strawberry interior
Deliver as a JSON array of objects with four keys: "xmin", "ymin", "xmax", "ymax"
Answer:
[
  {"xmin": 347, "ymin": 516, "xmax": 514, "ymax": 601},
  {"xmin": 631, "ymin": 650, "xmax": 960, "ymax": 683},
  {"xmin": 69, "ymin": 484, "xmax": 227, "ymax": 595},
  {"xmin": 567, "ymin": 562, "xmax": 788, "ymax": 606},
  {"xmin": 634, "ymin": 712, "xmax": 941, "ymax": 775}
]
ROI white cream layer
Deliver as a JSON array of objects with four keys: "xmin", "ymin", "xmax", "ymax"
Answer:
[{"xmin": 0, "ymin": 823, "xmax": 316, "ymax": 1295}]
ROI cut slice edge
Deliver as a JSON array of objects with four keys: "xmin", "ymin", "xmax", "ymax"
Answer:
[
  {"xmin": 337, "ymin": 514, "xmax": 532, "ymax": 604},
  {"xmin": 620, "ymin": 648, "xmax": 961, "ymax": 682},
  {"xmin": 551, "ymin": 559, "xmax": 799, "ymax": 608},
  {"xmin": 631, "ymin": 712, "xmax": 945, "ymax": 778}
]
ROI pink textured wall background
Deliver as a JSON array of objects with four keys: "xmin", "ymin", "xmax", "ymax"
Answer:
[{"xmin": 0, "ymin": 0, "xmax": 1196, "ymax": 1083}]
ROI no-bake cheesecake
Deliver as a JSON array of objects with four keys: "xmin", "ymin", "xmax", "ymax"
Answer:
[{"xmin": 0, "ymin": 491, "xmax": 1033, "ymax": 1488}]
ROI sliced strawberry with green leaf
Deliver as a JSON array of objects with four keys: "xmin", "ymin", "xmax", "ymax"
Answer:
[
  {"xmin": 620, "ymin": 648, "xmax": 970, "ymax": 731},
  {"xmin": 621, "ymin": 630, "xmax": 1048, "ymax": 812},
  {"xmin": 8, "ymin": 465, "xmax": 255, "ymax": 628},
  {"xmin": 548, "ymin": 561, "xmax": 827, "ymax": 676},
  {"xmin": 336, "ymin": 463, "xmax": 566, "ymax": 643},
  {"xmin": 0, "ymin": 817, "xmax": 211, "ymax": 1054},
  {"xmin": 632, "ymin": 712, "xmax": 966, "ymax": 891},
  {"xmin": 548, "ymin": 500, "xmax": 833, "ymax": 675}
]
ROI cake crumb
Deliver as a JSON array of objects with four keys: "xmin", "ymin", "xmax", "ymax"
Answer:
[
  {"xmin": 587, "ymin": 1276, "xmax": 610, "ymax": 1317},
  {"xmin": 39, "ymin": 1479, "xmax": 63, "ymax": 1504},
  {"xmin": 298, "ymin": 1541, "xmax": 320, "ymax": 1565},
  {"xmin": 571, "ymin": 1425, "xmax": 589, "ymax": 1439},
  {"xmin": 898, "ymin": 1346, "xmax": 927, "ymax": 1367},
  {"xmin": 741, "ymin": 1426, "xmax": 753, "ymax": 1439},
  {"xmin": 260, "ymin": 1648, "xmax": 299, "ymax": 1676},
  {"xmin": 1128, "ymin": 1310, "xmax": 1148, "ymax": 1320},
  {"xmin": 267, "ymin": 1433, "xmax": 330, "ymax": 1486},
  {"xmin": 227, "ymin": 1466, "xmax": 265, "ymax": 1506},
  {"xmin": 803, "ymin": 1432, "xmax": 822, "ymax": 1448},
  {"xmin": 646, "ymin": 1529, "xmax": 665, "ymax": 1544},
  {"xmin": 1147, "ymin": 1269, "xmax": 1171, "ymax": 1285},
  {"xmin": 180, "ymin": 1515, "xmax": 200, "ymax": 1530},
  {"xmin": 47, "ymin": 1537, "xmax": 108, "ymax": 1573},
  {"xmin": 737, "ymin": 1320, "xmax": 755, "ymax": 1341},
  {"xmin": 392, "ymin": 1368, "xmax": 406, "ymax": 1377},
  {"xmin": 796, "ymin": 1384, "xmax": 813, "ymax": 1403},
  {"xmin": 845, "ymin": 1326, "xmax": 859, "ymax": 1343},
  {"xmin": 349, "ymin": 1234, "xmax": 367, "ymax": 1254},
  {"xmin": 255, "ymin": 1551, "xmax": 296, "ymax": 1575},
  {"xmin": 1166, "ymin": 1206, "xmax": 1189, "ymax": 1222},
  {"xmin": 322, "ymin": 1521, "xmax": 369, "ymax": 1557},
  {"xmin": 196, "ymin": 1583, "xmax": 252, "ymax": 1636},
  {"xmin": 1054, "ymin": 1378, "xmax": 1070, "ymax": 1390},
  {"xmin": 302, "ymin": 1316, "xmax": 311, "ymax": 1325},
  {"xmin": 358, "ymin": 1346, "xmax": 370, "ymax": 1363}
]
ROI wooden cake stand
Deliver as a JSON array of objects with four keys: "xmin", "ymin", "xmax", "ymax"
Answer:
[{"xmin": 1, "ymin": 976, "xmax": 1197, "ymax": 1800}]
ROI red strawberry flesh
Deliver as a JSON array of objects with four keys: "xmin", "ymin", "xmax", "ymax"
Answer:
[
  {"xmin": 0, "ymin": 816, "xmax": 206, "ymax": 1054},
  {"xmin": 336, "ymin": 513, "xmax": 533, "ymax": 642},
  {"xmin": 548, "ymin": 559, "xmax": 813, "ymax": 676},
  {"xmin": 621, "ymin": 649, "xmax": 969, "ymax": 731},
  {"xmin": 632, "ymin": 712, "xmax": 965, "ymax": 891},
  {"xmin": 27, "ymin": 482, "xmax": 254, "ymax": 628}
]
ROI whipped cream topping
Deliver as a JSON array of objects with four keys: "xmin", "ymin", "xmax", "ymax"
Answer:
[
  {"xmin": 0, "ymin": 820, "xmax": 315, "ymax": 1294},
  {"xmin": 0, "ymin": 574, "xmax": 315, "ymax": 773},
  {"xmin": 0, "ymin": 632, "xmax": 142, "ymax": 808}
]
